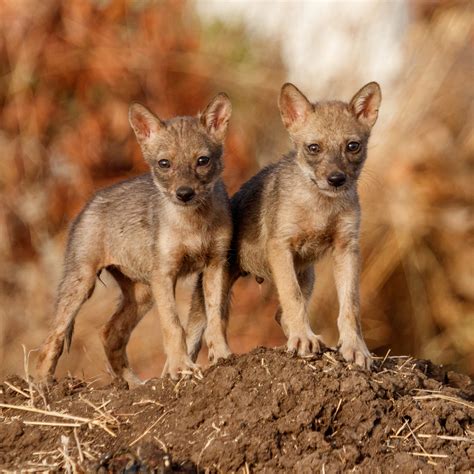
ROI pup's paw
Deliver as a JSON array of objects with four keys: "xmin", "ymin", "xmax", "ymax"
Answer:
[
  {"xmin": 34, "ymin": 373, "xmax": 55, "ymax": 389},
  {"xmin": 166, "ymin": 356, "xmax": 201, "ymax": 380},
  {"xmin": 32, "ymin": 378, "xmax": 54, "ymax": 397},
  {"xmin": 287, "ymin": 330, "xmax": 322, "ymax": 357},
  {"xmin": 121, "ymin": 368, "xmax": 145, "ymax": 388},
  {"xmin": 35, "ymin": 362, "xmax": 57, "ymax": 389},
  {"xmin": 339, "ymin": 336, "xmax": 372, "ymax": 369},
  {"xmin": 208, "ymin": 343, "xmax": 232, "ymax": 365}
]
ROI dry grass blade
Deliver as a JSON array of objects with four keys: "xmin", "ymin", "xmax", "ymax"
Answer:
[
  {"xmin": 261, "ymin": 358, "xmax": 271, "ymax": 376},
  {"xmin": 397, "ymin": 357, "xmax": 413, "ymax": 371},
  {"xmin": 323, "ymin": 353, "xmax": 338, "ymax": 365},
  {"xmin": 0, "ymin": 403, "xmax": 116, "ymax": 437},
  {"xmin": 413, "ymin": 394, "xmax": 474, "ymax": 410},
  {"xmin": 132, "ymin": 399, "xmax": 164, "ymax": 407},
  {"xmin": 153, "ymin": 436, "xmax": 168, "ymax": 453},
  {"xmin": 73, "ymin": 428, "xmax": 84, "ymax": 464},
  {"xmin": 403, "ymin": 422, "xmax": 426, "ymax": 440},
  {"xmin": 411, "ymin": 452, "xmax": 448, "ymax": 459},
  {"xmin": 418, "ymin": 434, "xmax": 473, "ymax": 442},
  {"xmin": 18, "ymin": 467, "xmax": 58, "ymax": 473},
  {"xmin": 60, "ymin": 435, "xmax": 73, "ymax": 474},
  {"xmin": 0, "ymin": 402, "xmax": 93, "ymax": 422},
  {"xmin": 4, "ymin": 380, "xmax": 30, "ymax": 398},
  {"xmin": 405, "ymin": 420, "xmax": 440, "ymax": 465},
  {"xmin": 197, "ymin": 436, "xmax": 215, "ymax": 467},
  {"xmin": 22, "ymin": 345, "xmax": 35, "ymax": 406},
  {"xmin": 393, "ymin": 419, "xmax": 409, "ymax": 437},
  {"xmin": 412, "ymin": 389, "xmax": 443, "ymax": 393},
  {"xmin": 79, "ymin": 395, "xmax": 118, "ymax": 424},
  {"xmin": 332, "ymin": 398, "xmax": 343, "ymax": 420},
  {"xmin": 372, "ymin": 355, "xmax": 411, "ymax": 360},
  {"xmin": 23, "ymin": 421, "xmax": 82, "ymax": 427},
  {"xmin": 130, "ymin": 409, "xmax": 171, "ymax": 446},
  {"xmin": 380, "ymin": 349, "xmax": 391, "ymax": 368},
  {"xmin": 193, "ymin": 369, "xmax": 204, "ymax": 381}
]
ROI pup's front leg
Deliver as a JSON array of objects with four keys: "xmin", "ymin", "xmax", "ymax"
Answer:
[
  {"xmin": 151, "ymin": 270, "xmax": 198, "ymax": 379},
  {"xmin": 333, "ymin": 242, "xmax": 371, "ymax": 369},
  {"xmin": 268, "ymin": 240, "xmax": 321, "ymax": 356},
  {"xmin": 202, "ymin": 259, "xmax": 232, "ymax": 363}
]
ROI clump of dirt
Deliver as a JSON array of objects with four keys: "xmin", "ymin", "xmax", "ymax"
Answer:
[{"xmin": 1, "ymin": 348, "xmax": 473, "ymax": 472}]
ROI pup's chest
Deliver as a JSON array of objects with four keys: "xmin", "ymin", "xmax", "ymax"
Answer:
[
  {"xmin": 165, "ymin": 218, "xmax": 228, "ymax": 275},
  {"xmin": 178, "ymin": 236, "xmax": 213, "ymax": 274},
  {"xmin": 289, "ymin": 219, "xmax": 336, "ymax": 262}
]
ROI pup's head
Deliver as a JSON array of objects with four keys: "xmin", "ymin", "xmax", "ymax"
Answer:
[
  {"xmin": 279, "ymin": 82, "xmax": 381, "ymax": 197},
  {"xmin": 129, "ymin": 93, "xmax": 232, "ymax": 207}
]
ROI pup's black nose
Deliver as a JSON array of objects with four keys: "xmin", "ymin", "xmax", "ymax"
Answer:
[
  {"xmin": 176, "ymin": 186, "xmax": 196, "ymax": 202},
  {"xmin": 327, "ymin": 172, "xmax": 346, "ymax": 188}
]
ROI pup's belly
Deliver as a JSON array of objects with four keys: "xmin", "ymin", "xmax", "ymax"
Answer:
[
  {"xmin": 238, "ymin": 230, "xmax": 333, "ymax": 282},
  {"xmin": 106, "ymin": 251, "xmax": 154, "ymax": 283},
  {"xmin": 238, "ymin": 240, "xmax": 272, "ymax": 281}
]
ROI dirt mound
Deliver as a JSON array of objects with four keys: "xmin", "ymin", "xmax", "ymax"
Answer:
[{"xmin": 1, "ymin": 348, "xmax": 473, "ymax": 473}]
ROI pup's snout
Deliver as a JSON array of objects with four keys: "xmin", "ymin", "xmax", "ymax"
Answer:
[
  {"xmin": 327, "ymin": 171, "xmax": 346, "ymax": 188},
  {"xmin": 176, "ymin": 186, "xmax": 196, "ymax": 202}
]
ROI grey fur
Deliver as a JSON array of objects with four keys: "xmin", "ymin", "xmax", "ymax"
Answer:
[
  {"xmin": 186, "ymin": 82, "xmax": 382, "ymax": 369},
  {"xmin": 37, "ymin": 94, "xmax": 234, "ymax": 383}
]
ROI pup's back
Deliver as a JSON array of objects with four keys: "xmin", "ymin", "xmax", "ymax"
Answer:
[
  {"xmin": 230, "ymin": 158, "xmax": 290, "ymax": 278},
  {"xmin": 66, "ymin": 174, "xmax": 158, "ymax": 283}
]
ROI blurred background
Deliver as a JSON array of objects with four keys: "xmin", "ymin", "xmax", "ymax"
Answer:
[{"xmin": 0, "ymin": 0, "xmax": 472, "ymax": 381}]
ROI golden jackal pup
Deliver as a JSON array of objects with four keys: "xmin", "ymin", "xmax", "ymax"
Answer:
[
  {"xmin": 37, "ymin": 94, "xmax": 233, "ymax": 383},
  {"xmin": 187, "ymin": 82, "xmax": 381, "ymax": 369}
]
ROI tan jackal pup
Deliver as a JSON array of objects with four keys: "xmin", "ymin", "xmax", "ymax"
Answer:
[
  {"xmin": 187, "ymin": 82, "xmax": 381, "ymax": 369},
  {"xmin": 36, "ymin": 94, "xmax": 233, "ymax": 383}
]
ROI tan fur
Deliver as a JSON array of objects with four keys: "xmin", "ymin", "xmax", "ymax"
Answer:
[
  {"xmin": 186, "ymin": 82, "xmax": 381, "ymax": 369},
  {"xmin": 36, "ymin": 93, "xmax": 233, "ymax": 383}
]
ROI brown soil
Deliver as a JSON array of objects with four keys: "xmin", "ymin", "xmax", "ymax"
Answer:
[{"xmin": 1, "ymin": 348, "xmax": 473, "ymax": 473}]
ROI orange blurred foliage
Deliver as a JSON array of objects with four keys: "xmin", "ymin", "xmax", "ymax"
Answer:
[{"xmin": 0, "ymin": 0, "xmax": 472, "ymax": 380}]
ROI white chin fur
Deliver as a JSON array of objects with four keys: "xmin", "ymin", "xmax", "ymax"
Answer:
[{"xmin": 316, "ymin": 185, "xmax": 348, "ymax": 197}]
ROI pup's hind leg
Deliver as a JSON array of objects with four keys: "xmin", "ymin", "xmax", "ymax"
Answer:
[
  {"xmin": 184, "ymin": 268, "xmax": 235, "ymax": 364},
  {"xmin": 101, "ymin": 268, "xmax": 152, "ymax": 386},
  {"xmin": 186, "ymin": 273, "xmax": 207, "ymax": 362},
  {"xmin": 36, "ymin": 265, "xmax": 97, "ymax": 381}
]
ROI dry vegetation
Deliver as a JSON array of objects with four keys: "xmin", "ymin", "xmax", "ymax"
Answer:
[
  {"xmin": 0, "ymin": 0, "xmax": 472, "ymax": 384},
  {"xmin": 0, "ymin": 348, "xmax": 472, "ymax": 472}
]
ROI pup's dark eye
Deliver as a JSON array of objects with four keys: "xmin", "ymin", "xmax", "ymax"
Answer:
[
  {"xmin": 158, "ymin": 159, "xmax": 170, "ymax": 168},
  {"xmin": 197, "ymin": 156, "xmax": 210, "ymax": 166},
  {"xmin": 347, "ymin": 141, "xmax": 361, "ymax": 153},
  {"xmin": 307, "ymin": 144, "xmax": 320, "ymax": 154}
]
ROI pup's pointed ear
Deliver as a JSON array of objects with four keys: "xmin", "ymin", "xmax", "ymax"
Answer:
[
  {"xmin": 200, "ymin": 93, "xmax": 232, "ymax": 142},
  {"xmin": 129, "ymin": 103, "xmax": 164, "ymax": 143},
  {"xmin": 279, "ymin": 83, "xmax": 313, "ymax": 131},
  {"xmin": 350, "ymin": 82, "xmax": 381, "ymax": 128}
]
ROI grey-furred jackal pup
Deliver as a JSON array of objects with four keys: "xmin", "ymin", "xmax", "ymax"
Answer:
[
  {"xmin": 36, "ymin": 93, "xmax": 233, "ymax": 383},
  {"xmin": 187, "ymin": 82, "xmax": 381, "ymax": 369}
]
